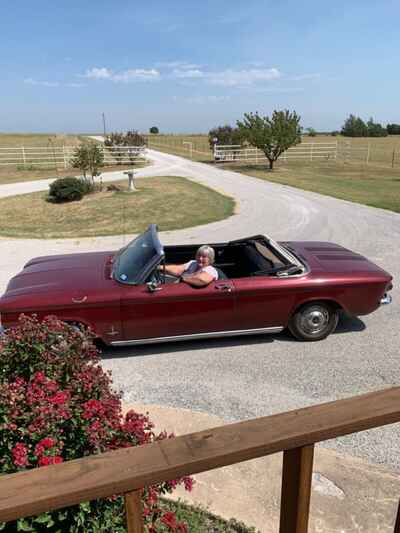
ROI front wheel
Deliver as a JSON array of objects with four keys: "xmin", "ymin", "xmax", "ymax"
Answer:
[{"xmin": 288, "ymin": 302, "xmax": 339, "ymax": 341}]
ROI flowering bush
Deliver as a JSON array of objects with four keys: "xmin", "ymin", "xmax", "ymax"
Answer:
[{"xmin": 0, "ymin": 315, "xmax": 193, "ymax": 532}]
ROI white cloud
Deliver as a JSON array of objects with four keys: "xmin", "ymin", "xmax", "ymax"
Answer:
[
  {"xmin": 288, "ymin": 73, "xmax": 321, "ymax": 81},
  {"xmin": 157, "ymin": 61, "xmax": 201, "ymax": 69},
  {"xmin": 113, "ymin": 69, "xmax": 160, "ymax": 82},
  {"xmin": 173, "ymin": 68, "xmax": 204, "ymax": 79},
  {"xmin": 170, "ymin": 66, "xmax": 282, "ymax": 87},
  {"xmin": 192, "ymin": 95, "xmax": 230, "ymax": 104},
  {"xmin": 24, "ymin": 78, "xmax": 59, "ymax": 87},
  {"xmin": 66, "ymin": 82, "xmax": 85, "ymax": 88},
  {"xmin": 206, "ymin": 68, "xmax": 281, "ymax": 86},
  {"xmin": 84, "ymin": 67, "xmax": 160, "ymax": 82},
  {"xmin": 174, "ymin": 95, "xmax": 231, "ymax": 104},
  {"xmin": 85, "ymin": 67, "xmax": 113, "ymax": 80},
  {"xmin": 24, "ymin": 78, "xmax": 86, "ymax": 88},
  {"xmin": 254, "ymin": 87, "xmax": 305, "ymax": 93}
]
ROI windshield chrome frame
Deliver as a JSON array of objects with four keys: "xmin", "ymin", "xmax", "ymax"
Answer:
[
  {"xmin": 265, "ymin": 235, "xmax": 308, "ymax": 276},
  {"xmin": 113, "ymin": 224, "xmax": 165, "ymax": 285}
]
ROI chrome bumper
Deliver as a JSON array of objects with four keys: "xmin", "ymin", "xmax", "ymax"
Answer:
[{"xmin": 380, "ymin": 293, "xmax": 392, "ymax": 305}]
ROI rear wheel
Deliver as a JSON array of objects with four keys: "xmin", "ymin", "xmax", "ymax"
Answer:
[{"xmin": 288, "ymin": 302, "xmax": 339, "ymax": 341}]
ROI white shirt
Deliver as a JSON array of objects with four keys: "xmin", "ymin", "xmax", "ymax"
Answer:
[{"xmin": 184, "ymin": 260, "xmax": 218, "ymax": 280}]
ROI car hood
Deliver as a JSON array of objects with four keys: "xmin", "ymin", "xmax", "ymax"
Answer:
[
  {"xmin": 2, "ymin": 251, "xmax": 114, "ymax": 299},
  {"xmin": 285, "ymin": 241, "xmax": 392, "ymax": 279}
]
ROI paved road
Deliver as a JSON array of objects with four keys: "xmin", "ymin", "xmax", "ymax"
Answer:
[{"xmin": 1, "ymin": 150, "xmax": 399, "ymax": 469}]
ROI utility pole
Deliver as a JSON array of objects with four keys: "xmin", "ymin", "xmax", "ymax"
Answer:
[{"xmin": 102, "ymin": 113, "xmax": 106, "ymax": 138}]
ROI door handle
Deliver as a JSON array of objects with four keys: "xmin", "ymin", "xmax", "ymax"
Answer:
[
  {"xmin": 72, "ymin": 296, "xmax": 87, "ymax": 304},
  {"xmin": 215, "ymin": 284, "xmax": 232, "ymax": 292}
]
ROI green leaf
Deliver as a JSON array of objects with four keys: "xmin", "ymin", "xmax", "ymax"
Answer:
[
  {"xmin": 17, "ymin": 518, "xmax": 34, "ymax": 531},
  {"xmin": 34, "ymin": 513, "xmax": 52, "ymax": 524}
]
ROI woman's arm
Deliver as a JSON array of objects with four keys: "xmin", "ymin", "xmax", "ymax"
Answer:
[
  {"xmin": 181, "ymin": 271, "xmax": 214, "ymax": 287},
  {"xmin": 160, "ymin": 263, "xmax": 187, "ymax": 277}
]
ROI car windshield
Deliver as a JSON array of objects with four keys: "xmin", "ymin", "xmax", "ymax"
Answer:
[{"xmin": 113, "ymin": 225, "xmax": 163, "ymax": 284}]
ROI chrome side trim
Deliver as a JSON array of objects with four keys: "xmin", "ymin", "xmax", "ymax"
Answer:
[{"xmin": 111, "ymin": 326, "xmax": 284, "ymax": 346}]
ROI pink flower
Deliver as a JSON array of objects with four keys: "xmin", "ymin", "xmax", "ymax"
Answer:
[
  {"xmin": 33, "ymin": 371, "xmax": 46, "ymax": 384},
  {"xmin": 35, "ymin": 437, "xmax": 56, "ymax": 457},
  {"xmin": 12, "ymin": 443, "xmax": 29, "ymax": 467},
  {"xmin": 183, "ymin": 477, "xmax": 194, "ymax": 492},
  {"xmin": 38, "ymin": 455, "xmax": 63, "ymax": 467},
  {"xmin": 49, "ymin": 391, "xmax": 69, "ymax": 405},
  {"xmin": 161, "ymin": 511, "xmax": 177, "ymax": 530}
]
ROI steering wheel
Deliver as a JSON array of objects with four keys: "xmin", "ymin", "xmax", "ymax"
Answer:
[{"xmin": 151, "ymin": 269, "xmax": 162, "ymax": 285}]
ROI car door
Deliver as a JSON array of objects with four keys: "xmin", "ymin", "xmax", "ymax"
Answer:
[
  {"xmin": 232, "ymin": 276, "xmax": 299, "ymax": 330},
  {"xmin": 120, "ymin": 279, "xmax": 236, "ymax": 341}
]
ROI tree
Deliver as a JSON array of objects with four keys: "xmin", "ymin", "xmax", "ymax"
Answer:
[
  {"xmin": 306, "ymin": 127, "xmax": 317, "ymax": 137},
  {"xmin": 341, "ymin": 115, "xmax": 368, "ymax": 137},
  {"xmin": 387, "ymin": 123, "xmax": 400, "ymax": 135},
  {"xmin": 237, "ymin": 110, "xmax": 302, "ymax": 170},
  {"xmin": 71, "ymin": 142, "xmax": 104, "ymax": 181},
  {"xmin": 208, "ymin": 124, "xmax": 243, "ymax": 149},
  {"xmin": 104, "ymin": 130, "xmax": 145, "ymax": 164},
  {"xmin": 149, "ymin": 126, "xmax": 159, "ymax": 134},
  {"xmin": 104, "ymin": 130, "xmax": 145, "ymax": 147},
  {"xmin": 366, "ymin": 117, "xmax": 387, "ymax": 137}
]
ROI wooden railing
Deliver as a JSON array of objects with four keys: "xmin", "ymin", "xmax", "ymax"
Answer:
[{"xmin": 1, "ymin": 388, "xmax": 400, "ymax": 532}]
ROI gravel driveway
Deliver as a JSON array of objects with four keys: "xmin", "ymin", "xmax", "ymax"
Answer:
[{"xmin": 1, "ymin": 149, "xmax": 399, "ymax": 470}]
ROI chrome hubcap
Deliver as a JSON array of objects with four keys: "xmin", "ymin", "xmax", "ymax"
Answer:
[{"xmin": 299, "ymin": 305, "xmax": 330, "ymax": 335}]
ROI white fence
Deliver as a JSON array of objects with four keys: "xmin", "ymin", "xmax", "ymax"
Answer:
[
  {"xmin": 0, "ymin": 145, "xmax": 146, "ymax": 168},
  {"xmin": 214, "ymin": 142, "xmax": 338, "ymax": 163}
]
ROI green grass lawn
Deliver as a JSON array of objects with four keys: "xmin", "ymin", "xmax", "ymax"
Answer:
[
  {"xmin": 162, "ymin": 499, "xmax": 258, "ymax": 533},
  {"xmin": 223, "ymin": 160, "xmax": 400, "ymax": 212},
  {"xmin": 0, "ymin": 176, "xmax": 234, "ymax": 238}
]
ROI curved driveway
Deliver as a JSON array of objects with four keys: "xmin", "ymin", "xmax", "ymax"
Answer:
[{"xmin": 1, "ymin": 150, "xmax": 399, "ymax": 469}]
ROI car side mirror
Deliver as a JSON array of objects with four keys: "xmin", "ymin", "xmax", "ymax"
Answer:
[{"xmin": 146, "ymin": 281, "xmax": 162, "ymax": 293}]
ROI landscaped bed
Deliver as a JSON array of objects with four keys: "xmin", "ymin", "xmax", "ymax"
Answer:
[{"xmin": 0, "ymin": 176, "xmax": 235, "ymax": 238}]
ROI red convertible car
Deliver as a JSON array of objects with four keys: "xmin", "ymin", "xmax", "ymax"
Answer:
[{"xmin": 0, "ymin": 225, "xmax": 393, "ymax": 344}]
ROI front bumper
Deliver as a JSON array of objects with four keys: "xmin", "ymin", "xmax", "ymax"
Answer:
[{"xmin": 380, "ymin": 293, "xmax": 392, "ymax": 305}]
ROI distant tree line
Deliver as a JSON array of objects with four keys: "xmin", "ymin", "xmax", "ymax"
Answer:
[
  {"xmin": 387, "ymin": 123, "xmax": 400, "ymax": 135},
  {"xmin": 341, "ymin": 115, "xmax": 388, "ymax": 137}
]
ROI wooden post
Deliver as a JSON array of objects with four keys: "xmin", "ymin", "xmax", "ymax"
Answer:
[
  {"xmin": 125, "ymin": 490, "xmax": 144, "ymax": 533},
  {"xmin": 279, "ymin": 445, "xmax": 314, "ymax": 533},
  {"xmin": 310, "ymin": 143, "xmax": 314, "ymax": 162},
  {"xmin": 63, "ymin": 145, "xmax": 67, "ymax": 169},
  {"xmin": 21, "ymin": 146, "xmax": 26, "ymax": 167},
  {"xmin": 392, "ymin": 148, "xmax": 396, "ymax": 168},
  {"xmin": 366, "ymin": 143, "xmax": 371, "ymax": 165}
]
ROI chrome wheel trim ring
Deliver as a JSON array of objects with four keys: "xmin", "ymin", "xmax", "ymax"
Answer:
[{"xmin": 298, "ymin": 305, "xmax": 330, "ymax": 336}]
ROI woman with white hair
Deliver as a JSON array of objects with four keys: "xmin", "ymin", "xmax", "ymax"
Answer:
[{"xmin": 161, "ymin": 245, "xmax": 219, "ymax": 287}]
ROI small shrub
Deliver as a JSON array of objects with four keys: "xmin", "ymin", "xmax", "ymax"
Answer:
[
  {"xmin": 48, "ymin": 176, "xmax": 86, "ymax": 203},
  {"xmin": 0, "ymin": 315, "xmax": 193, "ymax": 532},
  {"xmin": 71, "ymin": 143, "xmax": 104, "ymax": 180}
]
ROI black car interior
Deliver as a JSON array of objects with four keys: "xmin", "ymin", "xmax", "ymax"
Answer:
[{"xmin": 161, "ymin": 239, "xmax": 286, "ymax": 280}]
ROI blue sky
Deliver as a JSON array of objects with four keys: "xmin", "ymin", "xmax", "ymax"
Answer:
[{"xmin": 1, "ymin": 0, "xmax": 399, "ymax": 133}]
